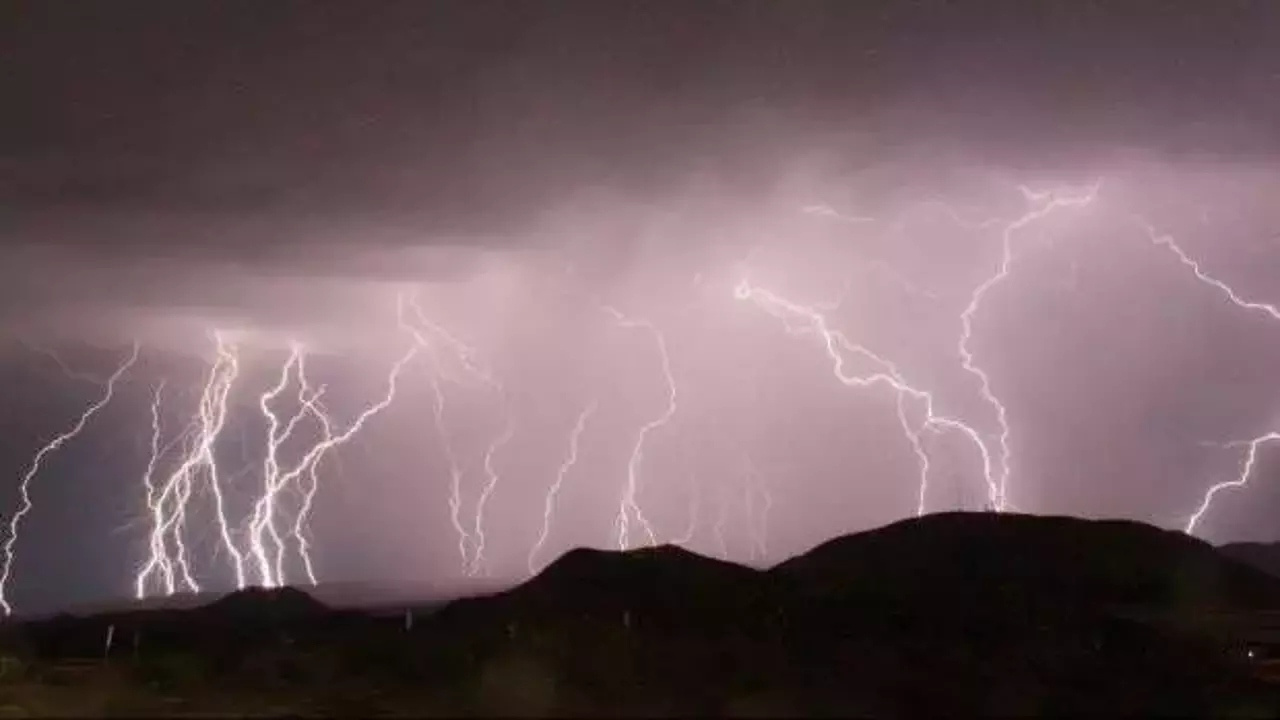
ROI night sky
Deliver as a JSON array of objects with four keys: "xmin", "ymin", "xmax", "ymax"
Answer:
[{"xmin": 4, "ymin": 0, "xmax": 1280, "ymax": 614}]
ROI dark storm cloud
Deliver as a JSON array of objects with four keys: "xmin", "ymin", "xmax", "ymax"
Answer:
[{"xmin": 5, "ymin": 0, "xmax": 1278, "ymax": 341}]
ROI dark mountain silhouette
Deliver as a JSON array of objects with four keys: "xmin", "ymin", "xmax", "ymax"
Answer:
[
  {"xmin": 1, "ymin": 512, "xmax": 1277, "ymax": 716},
  {"xmin": 766, "ymin": 512, "xmax": 1280, "ymax": 714},
  {"xmin": 21, "ymin": 579, "xmax": 461, "ymax": 622},
  {"xmin": 200, "ymin": 586, "xmax": 329, "ymax": 624},
  {"xmin": 775, "ymin": 512, "xmax": 1280, "ymax": 610},
  {"xmin": 1222, "ymin": 542, "xmax": 1280, "ymax": 580},
  {"xmin": 446, "ymin": 544, "xmax": 768, "ymax": 630}
]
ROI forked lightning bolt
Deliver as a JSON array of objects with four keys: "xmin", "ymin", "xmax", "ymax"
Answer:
[
  {"xmin": 528, "ymin": 400, "xmax": 598, "ymax": 576},
  {"xmin": 605, "ymin": 306, "xmax": 678, "ymax": 551},
  {"xmin": 135, "ymin": 304, "xmax": 420, "ymax": 597},
  {"xmin": 1, "ymin": 343, "xmax": 140, "ymax": 615},
  {"xmin": 956, "ymin": 183, "xmax": 1100, "ymax": 510},
  {"xmin": 398, "ymin": 291, "xmax": 507, "ymax": 576},
  {"xmin": 779, "ymin": 183, "xmax": 1097, "ymax": 515},
  {"xmin": 735, "ymin": 276, "xmax": 995, "ymax": 517},
  {"xmin": 1130, "ymin": 218, "xmax": 1280, "ymax": 534},
  {"xmin": 260, "ymin": 341, "xmax": 419, "ymax": 586},
  {"xmin": 136, "ymin": 333, "xmax": 247, "ymax": 595}
]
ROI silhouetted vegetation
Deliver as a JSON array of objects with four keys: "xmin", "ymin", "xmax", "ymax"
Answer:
[{"xmin": 0, "ymin": 512, "xmax": 1276, "ymax": 716}]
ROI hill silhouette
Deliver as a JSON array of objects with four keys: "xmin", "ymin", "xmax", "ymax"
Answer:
[
  {"xmin": 0, "ymin": 512, "xmax": 1277, "ymax": 716},
  {"xmin": 775, "ymin": 512, "xmax": 1280, "ymax": 610},
  {"xmin": 462, "ymin": 544, "xmax": 767, "ymax": 629},
  {"xmin": 765, "ymin": 512, "xmax": 1280, "ymax": 714},
  {"xmin": 1223, "ymin": 542, "xmax": 1280, "ymax": 580}
]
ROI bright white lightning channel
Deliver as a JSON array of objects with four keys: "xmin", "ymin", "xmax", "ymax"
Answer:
[
  {"xmin": 135, "ymin": 315, "xmax": 419, "ymax": 597},
  {"xmin": 528, "ymin": 400, "xmax": 598, "ymax": 576},
  {"xmin": 135, "ymin": 333, "xmax": 247, "ymax": 596},
  {"xmin": 470, "ymin": 413, "xmax": 515, "ymax": 578},
  {"xmin": 604, "ymin": 306, "xmax": 678, "ymax": 551},
  {"xmin": 786, "ymin": 183, "xmax": 1097, "ymax": 514},
  {"xmin": 398, "ymin": 291, "xmax": 506, "ymax": 576},
  {"xmin": 1130, "ymin": 218, "xmax": 1280, "ymax": 534},
  {"xmin": 955, "ymin": 183, "xmax": 1100, "ymax": 510},
  {"xmin": 1, "ymin": 343, "xmax": 140, "ymax": 616},
  {"xmin": 734, "ymin": 276, "xmax": 995, "ymax": 519}
]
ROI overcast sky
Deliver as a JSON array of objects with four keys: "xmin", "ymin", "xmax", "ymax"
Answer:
[{"xmin": 4, "ymin": 1, "xmax": 1280, "ymax": 614}]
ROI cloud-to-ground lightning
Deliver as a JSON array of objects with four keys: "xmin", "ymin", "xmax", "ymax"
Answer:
[
  {"xmin": 528, "ymin": 400, "xmax": 598, "ymax": 576},
  {"xmin": 734, "ymin": 275, "xmax": 997, "ymax": 519},
  {"xmin": 262, "ymin": 342, "xmax": 419, "ymax": 586},
  {"xmin": 134, "ymin": 333, "xmax": 246, "ymax": 596},
  {"xmin": 131, "ymin": 304, "xmax": 421, "ymax": 598},
  {"xmin": 248, "ymin": 345, "xmax": 314, "ymax": 588},
  {"xmin": 1128, "ymin": 218, "xmax": 1280, "ymax": 534},
  {"xmin": 796, "ymin": 183, "xmax": 1280, "ymax": 534},
  {"xmin": 955, "ymin": 183, "xmax": 1099, "ymax": 510},
  {"xmin": 398, "ymin": 290, "xmax": 510, "ymax": 576},
  {"xmin": 135, "ymin": 381, "xmax": 178, "ymax": 598},
  {"xmin": 782, "ymin": 184, "xmax": 1098, "ymax": 515},
  {"xmin": 15, "ymin": 173, "xmax": 1280, "ymax": 612},
  {"xmin": 1184, "ymin": 433, "xmax": 1277, "ymax": 535},
  {"xmin": 1, "ymin": 343, "xmax": 140, "ymax": 615},
  {"xmin": 470, "ymin": 415, "xmax": 515, "ymax": 578},
  {"xmin": 292, "ymin": 395, "xmax": 336, "ymax": 588},
  {"xmin": 604, "ymin": 306, "xmax": 678, "ymax": 551}
]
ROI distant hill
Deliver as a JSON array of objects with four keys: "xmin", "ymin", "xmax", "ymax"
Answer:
[
  {"xmin": 1, "ymin": 512, "xmax": 1277, "ymax": 716},
  {"xmin": 17, "ymin": 579, "xmax": 462, "ymax": 623},
  {"xmin": 1222, "ymin": 542, "xmax": 1280, "ymax": 580},
  {"xmin": 442, "ymin": 544, "xmax": 767, "ymax": 630},
  {"xmin": 775, "ymin": 512, "xmax": 1280, "ymax": 611}
]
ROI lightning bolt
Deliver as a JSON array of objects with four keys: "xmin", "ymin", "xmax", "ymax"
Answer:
[
  {"xmin": 604, "ymin": 306, "xmax": 677, "ymax": 551},
  {"xmin": 895, "ymin": 389, "xmax": 933, "ymax": 516},
  {"xmin": 528, "ymin": 400, "xmax": 598, "ymax": 576},
  {"xmin": 292, "ymin": 394, "xmax": 336, "ymax": 587},
  {"xmin": 1, "ymin": 343, "xmax": 140, "ymax": 615},
  {"xmin": 734, "ymin": 276, "xmax": 995, "ymax": 519},
  {"xmin": 1129, "ymin": 219, "xmax": 1280, "ymax": 534},
  {"xmin": 135, "ymin": 381, "xmax": 178, "ymax": 598},
  {"xmin": 955, "ymin": 183, "xmax": 1100, "ymax": 510},
  {"xmin": 247, "ymin": 345, "xmax": 334, "ymax": 588},
  {"xmin": 398, "ymin": 291, "xmax": 502, "ymax": 575},
  {"xmin": 784, "ymin": 183, "xmax": 1098, "ymax": 514},
  {"xmin": 470, "ymin": 414, "xmax": 515, "ymax": 578},
  {"xmin": 136, "ymin": 333, "xmax": 247, "ymax": 595},
  {"xmin": 270, "ymin": 342, "xmax": 419, "ymax": 586},
  {"xmin": 1183, "ymin": 445, "xmax": 1278, "ymax": 535}
]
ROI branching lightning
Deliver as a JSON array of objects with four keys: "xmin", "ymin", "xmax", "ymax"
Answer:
[
  {"xmin": 743, "ymin": 183, "xmax": 1097, "ymax": 520},
  {"xmin": 955, "ymin": 183, "xmax": 1100, "ymax": 510},
  {"xmin": 398, "ymin": 289, "xmax": 510, "ymax": 576},
  {"xmin": 1131, "ymin": 218, "xmax": 1280, "ymax": 534},
  {"xmin": 1, "ymin": 343, "xmax": 140, "ymax": 615},
  {"xmin": 604, "ymin": 306, "xmax": 678, "ymax": 551},
  {"xmin": 129, "ymin": 301, "xmax": 419, "ymax": 601},
  {"xmin": 12, "ymin": 170, "xmax": 1280, "ymax": 611},
  {"xmin": 734, "ymin": 276, "xmax": 995, "ymax": 517},
  {"xmin": 135, "ymin": 333, "xmax": 246, "ymax": 596}
]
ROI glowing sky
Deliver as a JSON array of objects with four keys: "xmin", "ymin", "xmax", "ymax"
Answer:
[{"xmin": 5, "ymin": 1, "xmax": 1280, "ymax": 613}]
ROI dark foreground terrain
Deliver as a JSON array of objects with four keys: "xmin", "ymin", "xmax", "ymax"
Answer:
[{"xmin": 0, "ymin": 512, "xmax": 1278, "ymax": 716}]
